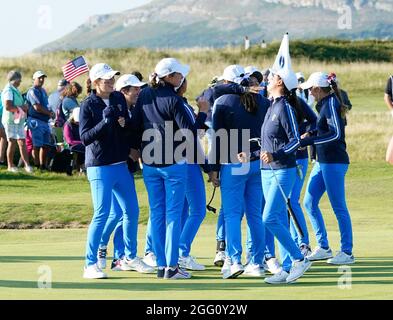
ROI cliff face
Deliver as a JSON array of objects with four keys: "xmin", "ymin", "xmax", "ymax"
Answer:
[{"xmin": 36, "ymin": 0, "xmax": 393, "ymax": 52}]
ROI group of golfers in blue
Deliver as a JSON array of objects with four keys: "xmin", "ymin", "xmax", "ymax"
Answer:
[{"xmin": 80, "ymin": 57, "xmax": 354, "ymax": 284}]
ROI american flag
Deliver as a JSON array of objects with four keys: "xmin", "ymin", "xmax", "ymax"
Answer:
[{"xmin": 62, "ymin": 56, "xmax": 89, "ymax": 82}]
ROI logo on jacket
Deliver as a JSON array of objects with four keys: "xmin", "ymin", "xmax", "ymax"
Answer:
[{"xmin": 272, "ymin": 114, "xmax": 278, "ymax": 122}]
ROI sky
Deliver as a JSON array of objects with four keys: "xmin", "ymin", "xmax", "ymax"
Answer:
[{"xmin": 0, "ymin": 0, "xmax": 151, "ymax": 57}]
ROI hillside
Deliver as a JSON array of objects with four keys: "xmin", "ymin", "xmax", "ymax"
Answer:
[{"xmin": 36, "ymin": 0, "xmax": 393, "ymax": 52}]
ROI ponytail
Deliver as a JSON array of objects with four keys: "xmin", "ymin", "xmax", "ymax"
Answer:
[
  {"xmin": 328, "ymin": 73, "xmax": 349, "ymax": 119},
  {"xmin": 240, "ymin": 92, "xmax": 258, "ymax": 114},
  {"xmin": 284, "ymin": 87, "xmax": 305, "ymax": 125},
  {"xmin": 149, "ymin": 72, "xmax": 162, "ymax": 89},
  {"xmin": 86, "ymin": 78, "xmax": 92, "ymax": 96}
]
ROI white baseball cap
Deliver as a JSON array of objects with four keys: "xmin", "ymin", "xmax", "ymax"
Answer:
[
  {"xmin": 296, "ymin": 72, "xmax": 305, "ymax": 80},
  {"xmin": 245, "ymin": 66, "xmax": 260, "ymax": 75},
  {"xmin": 219, "ymin": 65, "xmax": 246, "ymax": 84},
  {"xmin": 155, "ymin": 58, "xmax": 190, "ymax": 78},
  {"xmin": 89, "ymin": 63, "xmax": 120, "ymax": 82},
  {"xmin": 116, "ymin": 74, "xmax": 146, "ymax": 91},
  {"xmin": 300, "ymin": 72, "xmax": 330, "ymax": 90},
  {"xmin": 33, "ymin": 71, "xmax": 47, "ymax": 80},
  {"xmin": 273, "ymin": 68, "xmax": 299, "ymax": 91}
]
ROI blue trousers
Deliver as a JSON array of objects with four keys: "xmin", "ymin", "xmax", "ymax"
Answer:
[
  {"xmin": 216, "ymin": 208, "xmax": 225, "ymax": 242},
  {"xmin": 261, "ymin": 168, "xmax": 303, "ymax": 272},
  {"xmin": 143, "ymin": 163, "xmax": 187, "ymax": 268},
  {"xmin": 144, "ymin": 217, "xmax": 154, "ymax": 254},
  {"xmin": 99, "ymin": 195, "xmax": 125, "ymax": 260},
  {"xmin": 217, "ymin": 195, "xmax": 273, "ymax": 261},
  {"xmin": 85, "ymin": 163, "xmax": 139, "ymax": 266},
  {"xmin": 179, "ymin": 165, "xmax": 207, "ymax": 257},
  {"xmin": 221, "ymin": 161, "xmax": 265, "ymax": 265},
  {"xmin": 290, "ymin": 158, "xmax": 310, "ymax": 247},
  {"xmin": 303, "ymin": 162, "xmax": 353, "ymax": 255}
]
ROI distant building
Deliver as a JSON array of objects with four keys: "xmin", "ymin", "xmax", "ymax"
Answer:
[{"xmin": 261, "ymin": 39, "xmax": 267, "ymax": 49}]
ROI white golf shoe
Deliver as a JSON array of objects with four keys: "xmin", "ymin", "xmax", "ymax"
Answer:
[
  {"xmin": 214, "ymin": 251, "xmax": 226, "ymax": 267},
  {"xmin": 122, "ymin": 256, "xmax": 156, "ymax": 273},
  {"xmin": 223, "ymin": 263, "xmax": 244, "ymax": 279},
  {"xmin": 264, "ymin": 270, "xmax": 289, "ymax": 284},
  {"xmin": 179, "ymin": 256, "xmax": 206, "ymax": 271},
  {"xmin": 263, "ymin": 258, "xmax": 282, "ymax": 274},
  {"xmin": 327, "ymin": 252, "xmax": 355, "ymax": 265},
  {"xmin": 286, "ymin": 258, "xmax": 312, "ymax": 284},
  {"xmin": 83, "ymin": 264, "xmax": 108, "ymax": 279},
  {"xmin": 97, "ymin": 246, "xmax": 107, "ymax": 269},
  {"xmin": 306, "ymin": 246, "xmax": 333, "ymax": 261},
  {"xmin": 243, "ymin": 263, "xmax": 265, "ymax": 277},
  {"xmin": 143, "ymin": 252, "xmax": 157, "ymax": 268}
]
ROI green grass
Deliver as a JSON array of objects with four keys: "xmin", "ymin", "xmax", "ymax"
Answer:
[
  {"xmin": 0, "ymin": 51, "xmax": 392, "ymax": 299},
  {"xmin": 0, "ymin": 225, "xmax": 393, "ymax": 300},
  {"xmin": 0, "ymin": 160, "xmax": 392, "ymax": 299}
]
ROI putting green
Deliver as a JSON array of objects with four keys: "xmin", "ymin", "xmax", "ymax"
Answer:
[{"xmin": 1, "ymin": 224, "xmax": 392, "ymax": 300}]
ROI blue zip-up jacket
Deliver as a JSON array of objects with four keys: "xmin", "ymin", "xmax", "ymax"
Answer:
[
  {"xmin": 211, "ymin": 93, "xmax": 270, "ymax": 171},
  {"xmin": 300, "ymin": 93, "xmax": 349, "ymax": 164},
  {"xmin": 261, "ymin": 96, "xmax": 301, "ymax": 170},
  {"xmin": 79, "ymin": 91, "xmax": 132, "ymax": 168},
  {"xmin": 197, "ymin": 83, "xmax": 247, "ymax": 124},
  {"xmin": 181, "ymin": 97, "xmax": 211, "ymax": 173},
  {"xmin": 297, "ymin": 98, "xmax": 317, "ymax": 160},
  {"xmin": 131, "ymin": 83, "xmax": 206, "ymax": 167}
]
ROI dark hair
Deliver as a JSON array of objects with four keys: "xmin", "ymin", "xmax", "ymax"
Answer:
[
  {"xmin": 251, "ymin": 71, "xmax": 263, "ymax": 84},
  {"xmin": 132, "ymin": 71, "xmax": 144, "ymax": 82},
  {"xmin": 284, "ymin": 87, "xmax": 305, "ymax": 125},
  {"xmin": 149, "ymin": 73, "xmax": 163, "ymax": 89},
  {"xmin": 86, "ymin": 78, "xmax": 92, "ymax": 95},
  {"xmin": 325, "ymin": 79, "xmax": 348, "ymax": 119},
  {"xmin": 240, "ymin": 92, "xmax": 258, "ymax": 114}
]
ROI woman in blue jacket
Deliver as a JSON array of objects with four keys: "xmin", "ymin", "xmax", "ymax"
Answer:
[
  {"xmin": 131, "ymin": 58, "xmax": 204, "ymax": 280},
  {"xmin": 176, "ymin": 78, "xmax": 211, "ymax": 271},
  {"xmin": 290, "ymin": 98, "xmax": 317, "ymax": 256},
  {"xmin": 260, "ymin": 69, "xmax": 312, "ymax": 284},
  {"xmin": 210, "ymin": 66, "xmax": 268, "ymax": 279},
  {"xmin": 300, "ymin": 72, "xmax": 354, "ymax": 265},
  {"xmin": 80, "ymin": 63, "xmax": 140, "ymax": 279}
]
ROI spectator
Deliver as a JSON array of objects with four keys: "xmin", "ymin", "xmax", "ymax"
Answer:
[
  {"xmin": 48, "ymin": 79, "xmax": 69, "ymax": 115},
  {"xmin": 385, "ymin": 74, "xmax": 393, "ymax": 118},
  {"xmin": 1, "ymin": 71, "xmax": 33, "ymax": 173},
  {"xmin": 61, "ymin": 82, "xmax": 83, "ymax": 120},
  {"xmin": 26, "ymin": 70, "xmax": 54, "ymax": 170},
  {"xmin": 63, "ymin": 107, "xmax": 85, "ymax": 170},
  {"xmin": 0, "ymin": 91, "xmax": 8, "ymax": 166},
  {"xmin": 296, "ymin": 72, "xmax": 314, "ymax": 107}
]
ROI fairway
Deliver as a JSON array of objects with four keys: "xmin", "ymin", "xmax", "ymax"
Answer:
[{"xmin": 1, "ymin": 224, "xmax": 393, "ymax": 300}]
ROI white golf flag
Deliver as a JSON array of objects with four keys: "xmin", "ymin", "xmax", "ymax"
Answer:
[
  {"xmin": 272, "ymin": 33, "xmax": 292, "ymax": 72},
  {"xmin": 271, "ymin": 33, "xmax": 298, "ymax": 91}
]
